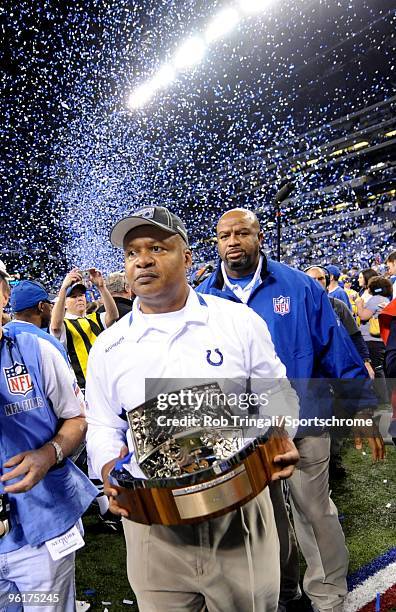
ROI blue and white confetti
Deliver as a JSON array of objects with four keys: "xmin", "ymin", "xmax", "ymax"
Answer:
[{"xmin": 0, "ymin": 0, "xmax": 394, "ymax": 287}]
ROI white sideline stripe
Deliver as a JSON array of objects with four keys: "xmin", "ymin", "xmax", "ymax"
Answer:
[{"xmin": 344, "ymin": 562, "xmax": 396, "ymax": 611}]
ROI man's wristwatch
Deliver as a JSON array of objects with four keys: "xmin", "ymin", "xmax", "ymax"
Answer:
[{"xmin": 47, "ymin": 440, "xmax": 64, "ymax": 464}]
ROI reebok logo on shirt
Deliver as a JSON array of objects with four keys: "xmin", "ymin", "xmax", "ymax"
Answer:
[{"xmin": 105, "ymin": 337, "xmax": 125, "ymax": 353}]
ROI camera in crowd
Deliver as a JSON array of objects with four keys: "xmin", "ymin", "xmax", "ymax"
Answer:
[{"xmin": 79, "ymin": 269, "xmax": 91, "ymax": 283}]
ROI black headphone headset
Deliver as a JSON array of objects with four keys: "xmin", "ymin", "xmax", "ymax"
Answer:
[{"xmin": 303, "ymin": 265, "xmax": 331, "ymax": 288}]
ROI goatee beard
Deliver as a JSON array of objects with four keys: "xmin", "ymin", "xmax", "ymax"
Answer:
[{"xmin": 226, "ymin": 254, "xmax": 251, "ymax": 271}]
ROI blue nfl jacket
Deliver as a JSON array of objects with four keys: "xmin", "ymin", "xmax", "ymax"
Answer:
[
  {"xmin": 198, "ymin": 256, "xmax": 377, "ymax": 417},
  {"xmin": 0, "ymin": 330, "xmax": 97, "ymax": 552}
]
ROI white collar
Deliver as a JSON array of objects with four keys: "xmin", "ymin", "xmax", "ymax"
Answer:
[
  {"xmin": 129, "ymin": 287, "xmax": 209, "ymax": 342},
  {"xmin": 65, "ymin": 312, "xmax": 85, "ymax": 320},
  {"xmin": 13, "ymin": 320, "xmax": 34, "ymax": 326},
  {"xmin": 221, "ymin": 255, "xmax": 263, "ymax": 303}
]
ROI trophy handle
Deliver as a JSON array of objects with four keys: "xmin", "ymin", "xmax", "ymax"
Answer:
[{"xmin": 258, "ymin": 431, "xmax": 290, "ymax": 480}]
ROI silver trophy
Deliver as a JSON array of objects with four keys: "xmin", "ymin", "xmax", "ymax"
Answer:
[
  {"xmin": 111, "ymin": 381, "xmax": 282, "ymax": 525},
  {"xmin": 127, "ymin": 382, "xmax": 244, "ymax": 479}
]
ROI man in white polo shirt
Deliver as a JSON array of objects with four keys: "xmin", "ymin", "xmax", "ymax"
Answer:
[{"xmin": 85, "ymin": 206, "xmax": 299, "ymax": 612}]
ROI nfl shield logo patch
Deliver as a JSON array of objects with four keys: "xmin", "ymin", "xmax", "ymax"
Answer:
[
  {"xmin": 3, "ymin": 362, "xmax": 33, "ymax": 396},
  {"xmin": 135, "ymin": 207, "xmax": 155, "ymax": 219},
  {"xmin": 273, "ymin": 296, "xmax": 291, "ymax": 316}
]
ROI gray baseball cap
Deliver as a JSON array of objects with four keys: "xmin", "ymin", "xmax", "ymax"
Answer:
[{"xmin": 110, "ymin": 206, "xmax": 189, "ymax": 248}]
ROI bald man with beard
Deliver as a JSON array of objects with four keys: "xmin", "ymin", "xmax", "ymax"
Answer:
[{"xmin": 198, "ymin": 208, "xmax": 383, "ymax": 612}]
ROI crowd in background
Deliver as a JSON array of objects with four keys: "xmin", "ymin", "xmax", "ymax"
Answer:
[
  {"xmin": 1, "ymin": 222, "xmax": 395, "ymax": 612},
  {"xmin": 2, "ymin": 250, "xmax": 396, "ymax": 425}
]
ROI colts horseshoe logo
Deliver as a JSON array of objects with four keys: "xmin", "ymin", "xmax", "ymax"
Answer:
[{"xmin": 206, "ymin": 348, "xmax": 224, "ymax": 366}]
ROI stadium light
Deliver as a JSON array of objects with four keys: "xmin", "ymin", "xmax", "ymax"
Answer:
[
  {"xmin": 152, "ymin": 64, "xmax": 176, "ymax": 89},
  {"xmin": 349, "ymin": 141, "xmax": 369, "ymax": 151},
  {"xmin": 330, "ymin": 140, "xmax": 369, "ymax": 156},
  {"xmin": 204, "ymin": 7, "xmax": 241, "ymax": 43},
  {"xmin": 330, "ymin": 148, "xmax": 344, "ymax": 157},
  {"xmin": 126, "ymin": 1, "xmax": 276, "ymax": 109},
  {"xmin": 239, "ymin": 0, "xmax": 272, "ymax": 14},
  {"xmin": 127, "ymin": 83, "xmax": 156, "ymax": 109},
  {"xmin": 173, "ymin": 36, "xmax": 206, "ymax": 70}
]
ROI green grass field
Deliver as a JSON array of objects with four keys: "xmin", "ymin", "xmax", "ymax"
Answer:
[
  {"xmin": 331, "ymin": 442, "xmax": 396, "ymax": 573},
  {"xmin": 75, "ymin": 443, "xmax": 396, "ymax": 610}
]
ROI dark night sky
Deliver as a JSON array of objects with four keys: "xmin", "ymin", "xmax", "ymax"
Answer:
[{"xmin": 0, "ymin": 0, "xmax": 394, "ymax": 278}]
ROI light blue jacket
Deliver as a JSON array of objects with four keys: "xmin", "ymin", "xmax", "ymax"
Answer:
[{"xmin": 0, "ymin": 330, "xmax": 97, "ymax": 552}]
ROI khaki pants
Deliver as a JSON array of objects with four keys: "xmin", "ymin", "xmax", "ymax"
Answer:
[
  {"xmin": 269, "ymin": 480, "xmax": 300, "ymax": 605},
  {"xmin": 289, "ymin": 436, "xmax": 348, "ymax": 612},
  {"xmin": 123, "ymin": 488, "xmax": 280, "ymax": 612}
]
